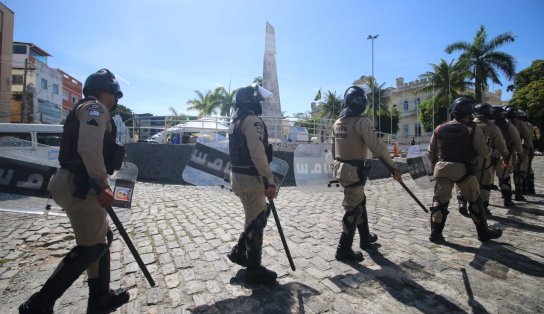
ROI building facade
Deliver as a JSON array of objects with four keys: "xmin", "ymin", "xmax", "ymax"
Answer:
[
  {"xmin": 58, "ymin": 69, "xmax": 82, "ymax": 122},
  {"xmin": 388, "ymin": 76, "xmax": 504, "ymax": 144},
  {"xmin": 11, "ymin": 42, "xmax": 75, "ymax": 124},
  {"xmin": 0, "ymin": 3, "xmax": 14, "ymax": 123}
]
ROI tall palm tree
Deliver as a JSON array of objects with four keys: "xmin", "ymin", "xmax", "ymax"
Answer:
[
  {"xmin": 445, "ymin": 25, "xmax": 516, "ymax": 102},
  {"xmin": 318, "ymin": 91, "xmax": 342, "ymax": 121},
  {"xmin": 212, "ymin": 86, "xmax": 237, "ymax": 117},
  {"xmin": 253, "ymin": 76, "xmax": 263, "ymax": 85},
  {"xmin": 353, "ymin": 76, "xmax": 393, "ymax": 116},
  {"xmin": 186, "ymin": 90, "xmax": 218, "ymax": 117},
  {"xmin": 417, "ymin": 59, "xmax": 473, "ymax": 107}
]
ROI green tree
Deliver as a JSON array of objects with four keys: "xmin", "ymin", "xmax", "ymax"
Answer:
[
  {"xmin": 167, "ymin": 106, "xmax": 189, "ymax": 126},
  {"xmin": 186, "ymin": 90, "xmax": 218, "ymax": 117},
  {"xmin": 318, "ymin": 91, "xmax": 342, "ymax": 121},
  {"xmin": 509, "ymin": 60, "xmax": 544, "ymax": 145},
  {"xmin": 416, "ymin": 59, "xmax": 473, "ymax": 126},
  {"xmin": 445, "ymin": 25, "xmax": 516, "ymax": 103},
  {"xmin": 253, "ymin": 76, "xmax": 263, "ymax": 85},
  {"xmin": 212, "ymin": 86, "xmax": 237, "ymax": 117},
  {"xmin": 111, "ymin": 104, "xmax": 133, "ymax": 125}
]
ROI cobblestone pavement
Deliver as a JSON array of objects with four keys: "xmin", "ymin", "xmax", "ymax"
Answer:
[{"xmin": 1, "ymin": 158, "xmax": 543, "ymax": 313}]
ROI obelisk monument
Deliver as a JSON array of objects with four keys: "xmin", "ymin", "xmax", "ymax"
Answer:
[{"xmin": 261, "ymin": 21, "xmax": 283, "ymax": 140}]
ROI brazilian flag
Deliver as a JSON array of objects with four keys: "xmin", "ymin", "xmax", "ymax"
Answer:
[{"xmin": 314, "ymin": 89, "xmax": 321, "ymax": 101}]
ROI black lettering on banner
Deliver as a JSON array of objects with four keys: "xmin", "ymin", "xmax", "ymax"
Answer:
[
  {"xmin": 0, "ymin": 156, "xmax": 56, "ymax": 197},
  {"xmin": 407, "ymin": 156, "xmax": 428, "ymax": 180}
]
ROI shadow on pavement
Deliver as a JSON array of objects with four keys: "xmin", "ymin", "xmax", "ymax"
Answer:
[
  {"xmin": 442, "ymin": 241, "xmax": 544, "ymax": 278},
  {"xmin": 461, "ymin": 267, "xmax": 490, "ymax": 314},
  {"xmin": 328, "ymin": 249, "xmax": 467, "ymax": 313},
  {"xmin": 487, "ymin": 214, "xmax": 544, "ymax": 233},
  {"xmin": 187, "ymin": 270, "xmax": 320, "ymax": 314}
]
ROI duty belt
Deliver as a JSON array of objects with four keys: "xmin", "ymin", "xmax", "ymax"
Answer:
[{"xmin": 231, "ymin": 165, "xmax": 259, "ymax": 176}]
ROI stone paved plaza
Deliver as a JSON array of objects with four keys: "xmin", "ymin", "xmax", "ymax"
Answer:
[{"xmin": 1, "ymin": 158, "xmax": 543, "ymax": 313}]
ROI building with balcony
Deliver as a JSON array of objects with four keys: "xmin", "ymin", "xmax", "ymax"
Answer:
[
  {"xmin": 0, "ymin": 3, "xmax": 14, "ymax": 122},
  {"xmin": 387, "ymin": 76, "xmax": 504, "ymax": 144},
  {"xmin": 58, "ymin": 69, "xmax": 82, "ymax": 122}
]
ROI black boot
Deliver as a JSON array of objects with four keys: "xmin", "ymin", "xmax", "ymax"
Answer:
[
  {"xmin": 19, "ymin": 245, "xmax": 106, "ymax": 314},
  {"xmin": 227, "ymin": 232, "xmax": 247, "ymax": 267},
  {"xmin": 335, "ymin": 232, "xmax": 364, "ymax": 261},
  {"xmin": 245, "ymin": 211, "xmax": 276, "ymax": 284},
  {"xmin": 527, "ymin": 171, "xmax": 536, "ymax": 194},
  {"xmin": 357, "ymin": 207, "xmax": 378, "ymax": 249},
  {"xmin": 457, "ymin": 196, "xmax": 468, "ymax": 216},
  {"xmin": 87, "ymin": 248, "xmax": 129, "ymax": 313},
  {"xmin": 515, "ymin": 189, "xmax": 526, "ymax": 201},
  {"xmin": 501, "ymin": 189, "xmax": 515, "ymax": 207},
  {"xmin": 483, "ymin": 201, "xmax": 491, "ymax": 216},
  {"xmin": 469, "ymin": 198, "xmax": 502, "ymax": 242},
  {"xmin": 429, "ymin": 203, "xmax": 449, "ymax": 244}
]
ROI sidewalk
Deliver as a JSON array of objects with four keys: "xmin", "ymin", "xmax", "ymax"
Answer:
[{"xmin": 1, "ymin": 158, "xmax": 543, "ymax": 313}]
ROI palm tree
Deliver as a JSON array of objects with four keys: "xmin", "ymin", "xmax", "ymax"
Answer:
[
  {"xmin": 212, "ymin": 86, "xmax": 237, "ymax": 117},
  {"xmin": 445, "ymin": 25, "xmax": 516, "ymax": 103},
  {"xmin": 186, "ymin": 90, "xmax": 220, "ymax": 117},
  {"xmin": 253, "ymin": 76, "xmax": 263, "ymax": 85},
  {"xmin": 417, "ymin": 59, "xmax": 473, "ymax": 107},
  {"xmin": 318, "ymin": 91, "xmax": 342, "ymax": 121}
]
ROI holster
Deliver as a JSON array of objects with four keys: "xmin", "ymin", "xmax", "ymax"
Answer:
[{"xmin": 64, "ymin": 163, "xmax": 91, "ymax": 199}]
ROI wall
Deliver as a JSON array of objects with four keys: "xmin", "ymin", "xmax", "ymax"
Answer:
[
  {"xmin": 124, "ymin": 142, "xmax": 409, "ymax": 186},
  {"xmin": 0, "ymin": 4, "xmax": 14, "ymax": 123}
]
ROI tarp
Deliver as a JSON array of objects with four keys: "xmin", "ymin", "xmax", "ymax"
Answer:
[{"xmin": 148, "ymin": 118, "xmax": 229, "ymax": 143}]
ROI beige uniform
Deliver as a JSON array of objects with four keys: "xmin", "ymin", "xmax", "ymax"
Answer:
[
  {"xmin": 429, "ymin": 120, "xmax": 490, "ymax": 204},
  {"xmin": 473, "ymin": 118, "xmax": 508, "ymax": 203},
  {"xmin": 496, "ymin": 122, "xmax": 522, "ymax": 190},
  {"xmin": 48, "ymin": 99, "xmax": 112, "ymax": 278},
  {"xmin": 332, "ymin": 116, "xmax": 397, "ymax": 211},
  {"xmin": 230, "ymin": 114, "xmax": 274, "ymax": 227},
  {"xmin": 512, "ymin": 118, "xmax": 534, "ymax": 173}
]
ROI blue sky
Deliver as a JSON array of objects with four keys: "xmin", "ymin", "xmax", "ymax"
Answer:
[{"xmin": 6, "ymin": 0, "xmax": 544, "ymax": 117}]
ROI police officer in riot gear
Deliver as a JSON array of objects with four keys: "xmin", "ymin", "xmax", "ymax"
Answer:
[
  {"xmin": 227, "ymin": 84, "xmax": 278, "ymax": 284},
  {"xmin": 491, "ymin": 106, "xmax": 522, "ymax": 207},
  {"xmin": 517, "ymin": 109, "xmax": 536, "ymax": 194},
  {"xmin": 472, "ymin": 103, "xmax": 509, "ymax": 215},
  {"xmin": 428, "ymin": 97, "xmax": 502, "ymax": 243},
  {"xmin": 332, "ymin": 85, "xmax": 401, "ymax": 262},
  {"xmin": 19, "ymin": 69, "xmax": 129, "ymax": 314},
  {"xmin": 505, "ymin": 106, "xmax": 534, "ymax": 201}
]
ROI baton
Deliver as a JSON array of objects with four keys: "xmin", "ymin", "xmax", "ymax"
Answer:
[
  {"xmin": 263, "ymin": 178, "xmax": 296, "ymax": 271},
  {"xmin": 90, "ymin": 181, "xmax": 156, "ymax": 287},
  {"xmin": 379, "ymin": 157, "xmax": 429, "ymax": 213}
]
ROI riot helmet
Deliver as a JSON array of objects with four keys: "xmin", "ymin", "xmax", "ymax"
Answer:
[
  {"xmin": 516, "ymin": 109, "xmax": 528, "ymax": 121},
  {"xmin": 449, "ymin": 96, "xmax": 475, "ymax": 120},
  {"xmin": 504, "ymin": 106, "xmax": 518, "ymax": 119},
  {"xmin": 474, "ymin": 103, "xmax": 493, "ymax": 120},
  {"xmin": 491, "ymin": 105, "xmax": 506, "ymax": 126},
  {"xmin": 234, "ymin": 84, "xmax": 272, "ymax": 116},
  {"xmin": 339, "ymin": 85, "xmax": 367, "ymax": 117},
  {"xmin": 83, "ymin": 69, "xmax": 123, "ymax": 99}
]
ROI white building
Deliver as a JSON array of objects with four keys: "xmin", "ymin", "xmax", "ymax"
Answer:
[{"xmin": 12, "ymin": 42, "xmax": 63, "ymax": 124}]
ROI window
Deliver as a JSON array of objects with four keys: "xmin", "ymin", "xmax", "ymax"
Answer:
[
  {"xmin": 41, "ymin": 78, "xmax": 48, "ymax": 90},
  {"xmin": 0, "ymin": 133, "xmax": 32, "ymax": 147},
  {"xmin": 415, "ymin": 123, "xmax": 422, "ymax": 137},
  {"xmin": 403, "ymin": 124, "xmax": 409, "ymax": 135},
  {"xmin": 13, "ymin": 44, "xmax": 28, "ymax": 54},
  {"xmin": 403, "ymin": 100, "xmax": 409, "ymax": 112},
  {"xmin": 71, "ymin": 95, "xmax": 77, "ymax": 105},
  {"xmin": 63, "ymin": 90, "xmax": 69, "ymax": 101},
  {"xmin": 12, "ymin": 75, "xmax": 24, "ymax": 85},
  {"xmin": 53, "ymin": 84, "xmax": 59, "ymax": 94}
]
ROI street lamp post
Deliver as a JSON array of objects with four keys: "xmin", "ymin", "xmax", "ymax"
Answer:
[
  {"xmin": 367, "ymin": 34, "xmax": 379, "ymax": 126},
  {"xmin": 391, "ymin": 104, "xmax": 396, "ymax": 141}
]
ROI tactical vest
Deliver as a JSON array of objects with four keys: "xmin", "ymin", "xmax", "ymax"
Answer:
[
  {"xmin": 333, "ymin": 116, "xmax": 366, "ymax": 161},
  {"xmin": 497, "ymin": 122, "xmax": 512, "ymax": 149},
  {"xmin": 229, "ymin": 112, "xmax": 271, "ymax": 176},
  {"xmin": 58, "ymin": 98, "xmax": 121, "ymax": 175},
  {"xmin": 436, "ymin": 121, "xmax": 476, "ymax": 163}
]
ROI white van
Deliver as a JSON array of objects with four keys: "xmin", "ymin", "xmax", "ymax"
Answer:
[{"xmin": 0, "ymin": 123, "xmax": 63, "ymax": 166}]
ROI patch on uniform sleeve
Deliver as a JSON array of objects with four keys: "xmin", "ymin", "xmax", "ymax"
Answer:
[
  {"xmin": 87, "ymin": 103, "xmax": 104, "ymax": 117},
  {"xmin": 253, "ymin": 121, "xmax": 264, "ymax": 134},
  {"xmin": 86, "ymin": 118, "xmax": 99, "ymax": 126}
]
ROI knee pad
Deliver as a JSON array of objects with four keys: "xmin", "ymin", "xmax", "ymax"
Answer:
[
  {"xmin": 69, "ymin": 244, "xmax": 108, "ymax": 265},
  {"xmin": 245, "ymin": 206, "xmax": 271, "ymax": 236}
]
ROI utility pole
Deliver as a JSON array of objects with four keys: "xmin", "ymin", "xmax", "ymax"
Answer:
[{"xmin": 20, "ymin": 58, "xmax": 29, "ymax": 123}]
